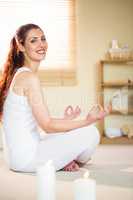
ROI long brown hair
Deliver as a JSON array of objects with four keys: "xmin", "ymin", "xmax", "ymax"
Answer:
[{"xmin": 0, "ymin": 23, "xmax": 42, "ymax": 119}]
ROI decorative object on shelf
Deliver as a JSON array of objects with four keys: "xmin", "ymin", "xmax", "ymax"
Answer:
[
  {"xmin": 110, "ymin": 86, "xmax": 128, "ymax": 114},
  {"xmin": 105, "ymin": 39, "xmax": 121, "ymax": 60},
  {"xmin": 74, "ymin": 170, "xmax": 96, "ymax": 200},
  {"xmin": 105, "ymin": 127, "xmax": 122, "ymax": 138},
  {"xmin": 121, "ymin": 124, "xmax": 133, "ymax": 139},
  {"xmin": 37, "ymin": 160, "xmax": 56, "ymax": 200},
  {"xmin": 121, "ymin": 44, "xmax": 132, "ymax": 60},
  {"xmin": 105, "ymin": 40, "xmax": 133, "ymax": 60},
  {"xmin": 109, "ymin": 85, "xmax": 133, "ymax": 114},
  {"xmin": 112, "ymin": 39, "xmax": 119, "ymax": 49}
]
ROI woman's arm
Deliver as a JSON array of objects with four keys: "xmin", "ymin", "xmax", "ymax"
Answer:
[
  {"xmin": 46, "ymin": 117, "xmax": 96, "ymax": 133},
  {"xmin": 26, "ymin": 73, "xmax": 109, "ymax": 133}
]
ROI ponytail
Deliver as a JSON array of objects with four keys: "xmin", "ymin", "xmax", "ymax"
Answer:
[{"xmin": 0, "ymin": 37, "xmax": 24, "ymax": 120}]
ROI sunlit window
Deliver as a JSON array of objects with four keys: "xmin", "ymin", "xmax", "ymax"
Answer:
[{"xmin": 0, "ymin": 0, "xmax": 76, "ymax": 85}]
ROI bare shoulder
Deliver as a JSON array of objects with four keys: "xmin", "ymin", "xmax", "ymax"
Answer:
[
  {"xmin": 13, "ymin": 71, "xmax": 41, "ymax": 97},
  {"xmin": 24, "ymin": 72, "xmax": 40, "ymax": 85},
  {"xmin": 23, "ymin": 72, "xmax": 42, "ymax": 97},
  {"xmin": 16, "ymin": 71, "xmax": 40, "ymax": 87}
]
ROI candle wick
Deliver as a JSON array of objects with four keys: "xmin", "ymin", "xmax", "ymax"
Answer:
[
  {"xmin": 83, "ymin": 170, "xmax": 90, "ymax": 179},
  {"xmin": 47, "ymin": 160, "xmax": 53, "ymax": 166}
]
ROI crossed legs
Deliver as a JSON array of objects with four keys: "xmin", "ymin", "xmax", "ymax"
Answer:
[{"xmin": 37, "ymin": 125, "xmax": 100, "ymax": 172}]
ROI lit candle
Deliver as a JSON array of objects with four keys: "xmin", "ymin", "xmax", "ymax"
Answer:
[
  {"xmin": 37, "ymin": 160, "xmax": 56, "ymax": 200},
  {"xmin": 74, "ymin": 170, "xmax": 96, "ymax": 200}
]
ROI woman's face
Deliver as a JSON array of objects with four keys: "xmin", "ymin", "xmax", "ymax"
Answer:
[{"xmin": 22, "ymin": 28, "xmax": 48, "ymax": 64}]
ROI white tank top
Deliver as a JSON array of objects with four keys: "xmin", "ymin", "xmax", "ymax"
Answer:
[{"xmin": 3, "ymin": 67, "xmax": 40, "ymax": 171}]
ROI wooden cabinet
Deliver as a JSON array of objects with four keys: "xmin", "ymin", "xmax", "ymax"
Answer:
[{"xmin": 97, "ymin": 59, "xmax": 133, "ymax": 144}]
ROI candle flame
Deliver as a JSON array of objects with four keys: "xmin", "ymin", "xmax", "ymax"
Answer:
[{"xmin": 83, "ymin": 170, "xmax": 90, "ymax": 179}]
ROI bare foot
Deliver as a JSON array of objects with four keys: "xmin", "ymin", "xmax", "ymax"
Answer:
[{"xmin": 63, "ymin": 160, "xmax": 80, "ymax": 172}]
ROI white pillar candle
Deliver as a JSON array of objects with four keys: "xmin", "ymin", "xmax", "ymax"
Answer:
[
  {"xmin": 74, "ymin": 170, "xmax": 96, "ymax": 200},
  {"xmin": 37, "ymin": 160, "xmax": 56, "ymax": 200}
]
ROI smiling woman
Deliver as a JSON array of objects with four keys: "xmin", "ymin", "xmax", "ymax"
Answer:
[
  {"xmin": 0, "ymin": 22, "xmax": 111, "ymax": 173},
  {"xmin": 0, "ymin": 0, "xmax": 76, "ymax": 86}
]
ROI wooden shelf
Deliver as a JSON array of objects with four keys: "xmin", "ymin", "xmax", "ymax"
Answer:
[
  {"xmin": 101, "ymin": 59, "xmax": 133, "ymax": 64},
  {"xmin": 102, "ymin": 81, "xmax": 133, "ymax": 88},
  {"xmin": 110, "ymin": 110, "xmax": 133, "ymax": 115},
  {"xmin": 98, "ymin": 59, "xmax": 133, "ymax": 145},
  {"xmin": 101, "ymin": 136, "xmax": 133, "ymax": 144}
]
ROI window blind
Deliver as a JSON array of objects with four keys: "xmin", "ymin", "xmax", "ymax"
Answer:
[{"xmin": 0, "ymin": 0, "xmax": 77, "ymax": 86}]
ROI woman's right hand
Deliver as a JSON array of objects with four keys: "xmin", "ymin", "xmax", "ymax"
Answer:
[{"xmin": 64, "ymin": 105, "xmax": 81, "ymax": 120}]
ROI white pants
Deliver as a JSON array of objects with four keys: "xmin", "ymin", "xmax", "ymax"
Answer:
[{"xmin": 35, "ymin": 125, "xmax": 100, "ymax": 171}]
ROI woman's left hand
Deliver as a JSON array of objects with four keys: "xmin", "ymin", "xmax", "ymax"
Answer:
[
  {"xmin": 64, "ymin": 105, "xmax": 81, "ymax": 120},
  {"xmin": 96, "ymin": 104, "xmax": 112, "ymax": 120},
  {"xmin": 86, "ymin": 103, "xmax": 112, "ymax": 121}
]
